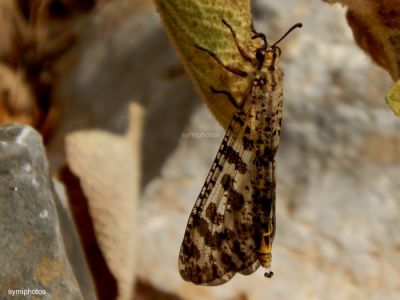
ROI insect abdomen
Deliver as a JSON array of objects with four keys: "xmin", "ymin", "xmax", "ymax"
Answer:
[{"xmin": 257, "ymin": 227, "xmax": 273, "ymax": 265}]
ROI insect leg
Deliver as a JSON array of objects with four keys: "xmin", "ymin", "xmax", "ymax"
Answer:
[
  {"xmin": 210, "ymin": 86, "xmax": 239, "ymax": 109},
  {"xmin": 194, "ymin": 44, "xmax": 248, "ymax": 77},
  {"xmin": 220, "ymin": 18, "xmax": 253, "ymax": 63}
]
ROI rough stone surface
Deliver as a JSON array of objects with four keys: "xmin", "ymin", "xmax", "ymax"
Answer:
[{"xmin": 0, "ymin": 125, "xmax": 96, "ymax": 300}]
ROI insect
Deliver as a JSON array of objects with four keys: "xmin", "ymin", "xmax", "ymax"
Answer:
[{"xmin": 178, "ymin": 18, "xmax": 302, "ymax": 285}]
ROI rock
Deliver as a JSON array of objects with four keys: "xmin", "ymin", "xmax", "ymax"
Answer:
[{"xmin": 0, "ymin": 125, "xmax": 96, "ymax": 300}]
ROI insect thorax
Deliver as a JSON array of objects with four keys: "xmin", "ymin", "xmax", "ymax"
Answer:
[{"xmin": 248, "ymin": 67, "xmax": 283, "ymax": 154}]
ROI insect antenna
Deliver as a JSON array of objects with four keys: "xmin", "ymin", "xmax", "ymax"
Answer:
[{"xmin": 271, "ymin": 23, "xmax": 302, "ymax": 47}]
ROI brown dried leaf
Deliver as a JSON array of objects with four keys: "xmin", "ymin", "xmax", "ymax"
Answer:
[
  {"xmin": 0, "ymin": 0, "xmax": 97, "ymax": 136},
  {"xmin": 0, "ymin": 0, "xmax": 20, "ymax": 59},
  {"xmin": 0, "ymin": 63, "xmax": 38, "ymax": 125},
  {"xmin": 65, "ymin": 103, "xmax": 143, "ymax": 300},
  {"xmin": 324, "ymin": 0, "xmax": 400, "ymax": 80},
  {"xmin": 324, "ymin": 0, "xmax": 400, "ymax": 115}
]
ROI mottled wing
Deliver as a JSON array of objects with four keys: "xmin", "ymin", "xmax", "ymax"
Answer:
[
  {"xmin": 179, "ymin": 108, "xmax": 260, "ymax": 285},
  {"xmin": 239, "ymin": 260, "xmax": 261, "ymax": 275}
]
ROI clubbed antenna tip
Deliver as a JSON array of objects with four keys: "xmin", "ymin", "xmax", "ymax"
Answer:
[{"xmin": 272, "ymin": 22, "xmax": 303, "ymax": 47}]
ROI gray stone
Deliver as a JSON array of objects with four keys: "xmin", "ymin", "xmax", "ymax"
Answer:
[{"xmin": 0, "ymin": 125, "xmax": 96, "ymax": 300}]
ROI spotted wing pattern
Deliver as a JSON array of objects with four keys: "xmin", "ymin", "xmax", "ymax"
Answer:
[{"xmin": 178, "ymin": 101, "xmax": 263, "ymax": 285}]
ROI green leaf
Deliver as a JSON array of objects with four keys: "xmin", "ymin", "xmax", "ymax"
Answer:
[
  {"xmin": 153, "ymin": 0, "xmax": 256, "ymax": 127},
  {"xmin": 386, "ymin": 80, "xmax": 400, "ymax": 117}
]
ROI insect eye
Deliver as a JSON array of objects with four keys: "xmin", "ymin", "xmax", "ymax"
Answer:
[{"xmin": 256, "ymin": 49, "xmax": 265, "ymax": 61}]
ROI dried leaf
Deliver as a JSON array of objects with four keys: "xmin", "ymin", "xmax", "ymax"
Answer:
[
  {"xmin": 0, "ymin": 63, "xmax": 38, "ymax": 125},
  {"xmin": 0, "ymin": 0, "xmax": 20, "ymax": 59},
  {"xmin": 324, "ymin": 0, "xmax": 400, "ymax": 80},
  {"xmin": 65, "ymin": 103, "xmax": 143, "ymax": 300},
  {"xmin": 154, "ymin": 0, "xmax": 258, "ymax": 127},
  {"xmin": 323, "ymin": 0, "xmax": 400, "ymax": 117},
  {"xmin": 0, "ymin": 0, "xmax": 97, "ymax": 136}
]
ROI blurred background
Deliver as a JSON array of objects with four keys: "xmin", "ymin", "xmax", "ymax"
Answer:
[{"xmin": 1, "ymin": 0, "xmax": 399, "ymax": 299}]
